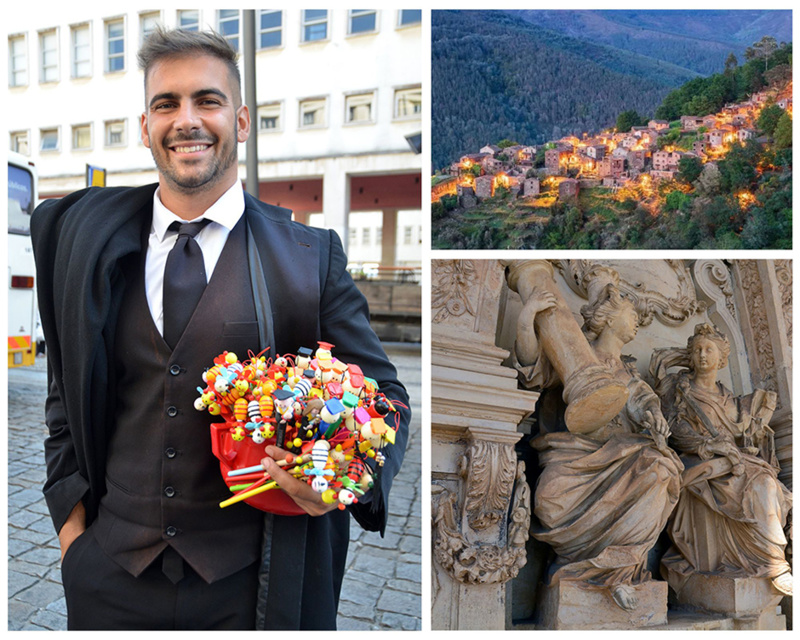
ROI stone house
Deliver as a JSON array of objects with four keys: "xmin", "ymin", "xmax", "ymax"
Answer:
[
  {"xmin": 652, "ymin": 150, "xmax": 682, "ymax": 172},
  {"xmin": 777, "ymin": 97, "xmax": 792, "ymax": 110},
  {"xmin": 738, "ymin": 128, "xmax": 757, "ymax": 143},
  {"xmin": 702, "ymin": 115, "xmax": 718, "ymax": 129},
  {"xmin": 482, "ymin": 156, "xmax": 504, "ymax": 173},
  {"xmin": 650, "ymin": 169, "xmax": 678, "ymax": 180},
  {"xmin": 626, "ymin": 149, "xmax": 647, "ymax": 171},
  {"xmin": 648, "ymin": 119, "xmax": 669, "ymax": 130},
  {"xmin": 544, "ymin": 148, "xmax": 567, "ymax": 176},
  {"xmin": 681, "ymin": 116, "xmax": 704, "ymax": 131},
  {"xmin": 610, "ymin": 156, "xmax": 626, "ymax": 178},
  {"xmin": 705, "ymin": 129, "xmax": 726, "ymax": 148},
  {"xmin": 474, "ymin": 175, "xmax": 493, "ymax": 199},
  {"xmin": 480, "ymin": 144, "xmax": 502, "ymax": 156},
  {"xmin": 586, "ymin": 145, "xmax": 607, "ymax": 160},
  {"xmin": 558, "ymin": 178, "xmax": 579, "ymax": 200},
  {"xmin": 692, "ymin": 140, "xmax": 707, "ymax": 156},
  {"xmin": 523, "ymin": 178, "xmax": 540, "ymax": 197}
]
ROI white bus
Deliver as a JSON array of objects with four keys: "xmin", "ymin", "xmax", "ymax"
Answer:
[{"xmin": 8, "ymin": 151, "xmax": 39, "ymax": 367}]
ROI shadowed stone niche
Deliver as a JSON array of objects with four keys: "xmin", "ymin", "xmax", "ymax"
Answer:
[{"xmin": 431, "ymin": 259, "xmax": 792, "ymax": 631}]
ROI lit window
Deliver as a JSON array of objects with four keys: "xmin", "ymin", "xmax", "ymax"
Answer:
[
  {"xmin": 140, "ymin": 12, "xmax": 160, "ymax": 44},
  {"xmin": 394, "ymin": 86, "xmax": 421, "ymax": 119},
  {"xmin": 71, "ymin": 24, "xmax": 91, "ymax": 78},
  {"xmin": 349, "ymin": 10, "xmax": 377, "ymax": 35},
  {"xmin": 40, "ymin": 128, "xmax": 59, "ymax": 152},
  {"xmin": 105, "ymin": 120, "xmax": 126, "ymax": 147},
  {"xmin": 398, "ymin": 10, "xmax": 422, "ymax": 27},
  {"xmin": 259, "ymin": 10, "xmax": 282, "ymax": 49},
  {"xmin": 178, "ymin": 10, "xmax": 199, "ymax": 32},
  {"xmin": 72, "ymin": 124, "xmax": 92, "ymax": 150},
  {"xmin": 106, "ymin": 19, "xmax": 125, "ymax": 72},
  {"xmin": 9, "ymin": 36, "xmax": 28, "ymax": 87},
  {"xmin": 299, "ymin": 98, "xmax": 326, "ymax": 128},
  {"xmin": 258, "ymin": 103, "xmax": 282, "ymax": 131},
  {"xmin": 345, "ymin": 93, "xmax": 375, "ymax": 124},
  {"xmin": 362, "ymin": 227, "xmax": 371, "ymax": 244},
  {"xmin": 302, "ymin": 10, "xmax": 328, "ymax": 42},
  {"xmin": 10, "ymin": 131, "xmax": 29, "ymax": 155},
  {"xmin": 40, "ymin": 29, "xmax": 59, "ymax": 83},
  {"xmin": 218, "ymin": 9, "xmax": 239, "ymax": 52}
]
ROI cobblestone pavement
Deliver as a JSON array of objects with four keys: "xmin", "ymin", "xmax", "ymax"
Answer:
[{"xmin": 8, "ymin": 344, "xmax": 421, "ymax": 630}]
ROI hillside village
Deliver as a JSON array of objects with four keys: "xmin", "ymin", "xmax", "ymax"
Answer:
[{"xmin": 432, "ymin": 82, "xmax": 792, "ymax": 208}]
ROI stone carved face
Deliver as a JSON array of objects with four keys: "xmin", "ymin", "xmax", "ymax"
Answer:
[
  {"xmin": 690, "ymin": 336, "xmax": 723, "ymax": 374},
  {"xmin": 603, "ymin": 303, "xmax": 639, "ymax": 345}
]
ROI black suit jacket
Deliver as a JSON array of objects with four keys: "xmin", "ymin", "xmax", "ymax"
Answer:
[{"xmin": 31, "ymin": 184, "xmax": 410, "ymax": 627}]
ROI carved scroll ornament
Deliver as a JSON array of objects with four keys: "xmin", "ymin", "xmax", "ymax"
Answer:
[
  {"xmin": 432, "ymin": 461, "xmax": 530, "ymax": 585},
  {"xmin": 432, "ymin": 260, "xmax": 479, "ymax": 323}
]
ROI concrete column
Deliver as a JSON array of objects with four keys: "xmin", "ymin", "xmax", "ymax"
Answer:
[
  {"xmin": 322, "ymin": 162, "xmax": 349, "ymax": 251},
  {"xmin": 380, "ymin": 209, "xmax": 397, "ymax": 267}
]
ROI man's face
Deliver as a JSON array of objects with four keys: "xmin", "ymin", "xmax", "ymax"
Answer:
[{"xmin": 140, "ymin": 54, "xmax": 249, "ymax": 197}]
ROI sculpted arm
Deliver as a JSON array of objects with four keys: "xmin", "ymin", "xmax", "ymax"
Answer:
[{"xmin": 514, "ymin": 288, "xmax": 558, "ymax": 368}]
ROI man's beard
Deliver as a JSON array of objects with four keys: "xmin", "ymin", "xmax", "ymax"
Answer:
[{"xmin": 151, "ymin": 127, "xmax": 238, "ymax": 194}]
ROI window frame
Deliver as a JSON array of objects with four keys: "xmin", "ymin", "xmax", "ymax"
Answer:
[
  {"xmin": 139, "ymin": 11, "xmax": 161, "ymax": 46},
  {"xmin": 39, "ymin": 28, "xmax": 59, "ymax": 84},
  {"xmin": 397, "ymin": 10, "xmax": 422, "ymax": 28},
  {"xmin": 70, "ymin": 23, "xmax": 92, "ymax": 79},
  {"xmin": 344, "ymin": 91, "xmax": 376, "ymax": 126},
  {"xmin": 104, "ymin": 119, "xmax": 127, "ymax": 148},
  {"xmin": 104, "ymin": 17, "xmax": 126, "ymax": 74},
  {"xmin": 177, "ymin": 10, "xmax": 200, "ymax": 32},
  {"xmin": 298, "ymin": 97, "xmax": 327, "ymax": 130},
  {"xmin": 393, "ymin": 85, "xmax": 422, "ymax": 121},
  {"xmin": 10, "ymin": 130, "xmax": 30, "ymax": 155},
  {"xmin": 348, "ymin": 10, "xmax": 378, "ymax": 36},
  {"xmin": 40, "ymin": 127, "xmax": 60, "ymax": 153},
  {"xmin": 257, "ymin": 102, "xmax": 283, "ymax": 133},
  {"xmin": 301, "ymin": 10, "xmax": 329, "ymax": 44},
  {"xmin": 71, "ymin": 123, "xmax": 93, "ymax": 151},
  {"xmin": 258, "ymin": 10, "xmax": 282, "ymax": 50},
  {"xmin": 217, "ymin": 9, "xmax": 240, "ymax": 52},
  {"xmin": 8, "ymin": 34, "xmax": 28, "ymax": 88}
]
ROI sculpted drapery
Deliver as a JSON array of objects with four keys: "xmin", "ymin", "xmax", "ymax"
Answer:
[{"xmin": 651, "ymin": 323, "xmax": 792, "ymax": 595}]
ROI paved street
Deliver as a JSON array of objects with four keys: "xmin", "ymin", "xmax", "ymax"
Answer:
[{"xmin": 8, "ymin": 343, "xmax": 421, "ymax": 630}]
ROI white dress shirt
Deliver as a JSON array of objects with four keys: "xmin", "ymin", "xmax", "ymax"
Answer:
[{"xmin": 145, "ymin": 182, "xmax": 246, "ymax": 335}]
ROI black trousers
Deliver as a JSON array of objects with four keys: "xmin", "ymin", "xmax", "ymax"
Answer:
[{"xmin": 62, "ymin": 527, "xmax": 259, "ymax": 630}]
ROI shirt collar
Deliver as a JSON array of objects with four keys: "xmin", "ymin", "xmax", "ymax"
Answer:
[{"xmin": 151, "ymin": 181, "xmax": 246, "ymax": 241}]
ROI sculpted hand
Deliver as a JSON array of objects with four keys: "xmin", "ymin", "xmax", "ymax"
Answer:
[
  {"xmin": 521, "ymin": 288, "xmax": 558, "ymax": 318},
  {"xmin": 260, "ymin": 445, "xmax": 339, "ymax": 517}
]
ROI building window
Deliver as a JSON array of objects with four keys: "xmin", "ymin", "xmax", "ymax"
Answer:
[
  {"xmin": 140, "ymin": 12, "xmax": 160, "ymax": 44},
  {"xmin": 349, "ymin": 10, "xmax": 377, "ymax": 35},
  {"xmin": 376, "ymin": 226, "xmax": 382, "ymax": 243},
  {"xmin": 345, "ymin": 92, "xmax": 375, "ymax": 124},
  {"xmin": 258, "ymin": 102, "xmax": 282, "ymax": 131},
  {"xmin": 105, "ymin": 120, "xmax": 126, "ymax": 147},
  {"xmin": 394, "ymin": 86, "xmax": 422, "ymax": 119},
  {"xmin": 71, "ymin": 24, "xmax": 91, "ymax": 78},
  {"xmin": 72, "ymin": 124, "xmax": 92, "ymax": 150},
  {"xmin": 403, "ymin": 225, "xmax": 414, "ymax": 245},
  {"xmin": 178, "ymin": 10, "xmax": 199, "ymax": 32},
  {"xmin": 39, "ymin": 29, "xmax": 59, "ymax": 83},
  {"xmin": 10, "ymin": 131, "xmax": 29, "ymax": 155},
  {"xmin": 9, "ymin": 36, "xmax": 28, "ymax": 87},
  {"xmin": 299, "ymin": 98, "xmax": 326, "ymax": 128},
  {"xmin": 259, "ymin": 10, "xmax": 282, "ymax": 49},
  {"xmin": 302, "ymin": 10, "xmax": 328, "ymax": 43},
  {"xmin": 40, "ymin": 128, "xmax": 59, "ymax": 152},
  {"xmin": 105, "ymin": 19, "xmax": 125, "ymax": 72},
  {"xmin": 218, "ymin": 10, "xmax": 239, "ymax": 51},
  {"xmin": 398, "ymin": 10, "xmax": 422, "ymax": 27},
  {"xmin": 349, "ymin": 227, "xmax": 357, "ymax": 246},
  {"xmin": 361, "ymin": 227, "xmax": 371, "ymax": 245}
]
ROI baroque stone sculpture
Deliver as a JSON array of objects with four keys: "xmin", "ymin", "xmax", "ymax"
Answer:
[
  {"xmin": 506, "ymin": 260, "xmax": 682, "ymax": 628},
  {"xmin": 650, "ymin": 323, "xmax": 793, "ymax": 620}
]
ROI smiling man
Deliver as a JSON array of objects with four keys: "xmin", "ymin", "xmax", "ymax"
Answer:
[{"xmin": 30, "ymin": 27, "xmax": 409, "ymax": 631}]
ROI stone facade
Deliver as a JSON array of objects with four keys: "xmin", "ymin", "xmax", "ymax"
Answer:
[
  {"xmin": 431, "ymin": 259, "xmax": 792, "ymax": 631},
  {"xmin": 558, "ymin": 179, "xmax": 579, "ymax": 200}
]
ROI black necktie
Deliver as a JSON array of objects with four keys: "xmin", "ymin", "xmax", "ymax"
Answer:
[{"xmin": 163, "ymin": 219, "xmax": 211, "ymax": 350}]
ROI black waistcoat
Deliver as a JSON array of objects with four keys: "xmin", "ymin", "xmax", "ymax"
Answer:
[{"xmin": 93, "ymin": 217, "xmax": 264, "ymax": 583}]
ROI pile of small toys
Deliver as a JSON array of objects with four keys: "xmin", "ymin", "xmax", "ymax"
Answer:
[{"xmin": 196, "ymin": 342, "xmax": 400, "ymax": 515}]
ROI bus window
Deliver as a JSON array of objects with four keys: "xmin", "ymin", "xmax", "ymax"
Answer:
[{"xmin": 8, "ymin": 163, "xmax": 33, "ymax": 235}]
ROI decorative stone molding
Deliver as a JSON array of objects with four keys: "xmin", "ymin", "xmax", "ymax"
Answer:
[
  {"xmin": 555, "ymin": 259, "xmax": 704, "ymax": 327},
  {"xmin": 775, "ymin": 260, "xmax": 792, "ymax": 348},
  {"xmin": 460, "ymin": 439, "xmax": 518, "ymax": 532},
  {"xmin": 737, "ymin": 260, "xmax": 778, "ymax": 396},
  {"xmin": 432, "ymin": 260, "xmax": 480, "ymax": 323},
  {"xmin": 432, "ymin": 459, "xmax": 530, "ymax": 585}
]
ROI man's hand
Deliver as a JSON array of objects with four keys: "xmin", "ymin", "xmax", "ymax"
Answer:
[
  {"xmin": 59, "ymin": 502, "xmax": 86, "ymax": 562},
  {"xmin": 260, "ymin": 445, "xmax": 339, "ymax": 517}
]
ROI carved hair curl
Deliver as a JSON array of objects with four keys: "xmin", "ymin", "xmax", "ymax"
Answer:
[{"xmin": 580, "ymin": 283, "xmax": 637, "ymax": 342}]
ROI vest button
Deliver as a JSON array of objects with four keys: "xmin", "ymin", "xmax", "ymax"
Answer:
[
  {"xmin": 165, "ymin": 447, "xmax": 177, "ymax": 459},
  {"xmin": 169, "ymin": 364, "xmax": 181, "ymax": 376},
  {"xmin": 165, "ymin": 526, "xmax": 177, "ymax": 538},
  {"xmin": 167, "ymin": 406, "xmax": 178, "ymax": 417},
  {"xmin": 164, "ymin": 486, "xmax": 176, "ymax": 498}
]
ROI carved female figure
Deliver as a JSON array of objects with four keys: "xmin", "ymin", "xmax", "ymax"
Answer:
[
  {"xmin": 515, "ymin": 283, "xmax": 682, "ymax": 611},
  {"xmin": 651, "ymin": 323, "xmax": 792, "ymax": 595}
]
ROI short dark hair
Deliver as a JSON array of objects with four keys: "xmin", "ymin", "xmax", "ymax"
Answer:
[{"xmin": 137, "ymin": 26, "xmax": 241, "ymax": 105}]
